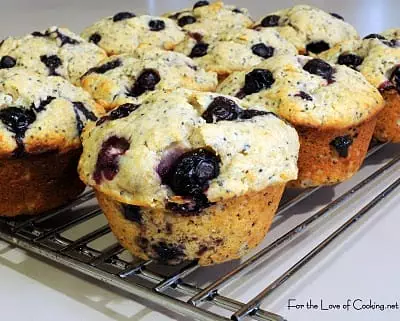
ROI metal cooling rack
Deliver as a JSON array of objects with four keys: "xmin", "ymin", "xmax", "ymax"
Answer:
[{"xmin": 0, "ymin": 142, "xmax": 400, "ymax": 321}]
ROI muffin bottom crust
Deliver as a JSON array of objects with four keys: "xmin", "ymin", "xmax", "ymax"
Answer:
[
  {"xmin": 0, "ymin": 149, "xmax": 85, "ymax": 217},
  {"xmin": 96, "ymin": 184, "xmax": 285, "ymax": 266},
  {"xmin": 374, "ymin": 89, "xmax": 400, "ymax": 143},
  {"xmin": 289, "ymin": 117, "xmax": 377, "ymax": 188}
]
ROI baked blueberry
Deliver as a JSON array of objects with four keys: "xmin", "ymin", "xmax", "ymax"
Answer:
[
  {"xmin": 151, "ymin": 242, "xmax": 185, "ymax": 263},
  {"xmin": 242, "ymin": 69, "xmax": 275, "ymax": 96},
  {"xmin": 149, "ymin": 20, "xmax": 165, "ymax": 31},
  {"xmin": 251, "ymin": 43, "xmax": 274, "ymax": 59},
  {"xmin": 97, "ymin": 103, "xmax": 139, "ymax": 125},
  {"xmin": 89, "ymin": 32, "xmax": 102, "ymax": 44},
  {"xmin": 330, "ymin": 135, "xmax": 353, "ymax": 157},
  {"xmin": 193, "ymin": 1, "xmax": 209, "ymax": 9},
  {"xmin": 55, "ymin": 30, "xmax": 79, "ymax": 47},
  {"xmin": 129, "ymin": 69, "xmax": 161, "ymax": 97},
  {"xmin": 167, "ymin": 193, "xmax": 212, "ymax": 214},
  {"xmin": 390, "ymin": 66, "xmax": 400, "ymax": 91},
  {"xmin": 363, "ymin": 33, "xmax": 386, "ymax": 40},
  {"xmin": 306, "ymin": 41, "xmax": 330, "ymax": 54},
  {"xmin": 0, "ymin": 107, "xmax": 36, "ymax": 135},
  {"xmin": 31, "ymin": 96, "xmax": 56, "ymax": 112},
  {"xmin": 0, "ymin": 56, "xmax": 16, "ymax": 69},
  {"xmin": 337, "ymin": 53, "xmax": 363, "ymax": 69},
  {"xmin": 86, "ymin": 59, "xmax": 121, "ymax": 75},
  {"xmin": 31, "ymin": 31, "xmax": 47, "ymax": 37},
  {"xmin": 232, "ymin": 8, "xmax": 243, "ymax": 14},
  {"xmin": 40, "ymin": 54, "xmax": 62, "ymax": 76},
  {"xmin": 178, "ymin": 15, "xmax": 197, "ymax": 27},
  {"xmin": 189, "ymin": 43, "xmax": 209, "ymax": 58},
  {"xmin": 202, "ymin": 96, "xmax": 241, "ymax": 123},
  {"xmin": 240, "ymin": 109, "xmax": 271, "ymax": 119},
  {"xmin": 163, "ymin": 148, "xmax": 220, "ymax": 196},
  {"xmin": 260, "ymin": 15, "xmax": 280, "ymax": 27},
  {"xmin": 330, "ymin": 12, "xmax": 344, "ymax": 20},
  {"xmin": 294, "ymin": 91, "xmax": 313, "ymax": 101},
  {"xmin": 113, "ymin": 12, "xmax": 136, "ymax": 22},
  {"xmin": 303, "ymin": 58, "xmax": 333, "ymax": 81},
  {"xmin": 93, "ymin": 136, "xmax": 130, "ymax": 184},
  {"xmin": 73, "ymin": 102, "xmax": 97, "ymax": 134},
  {"xmin": 122, "ymin": 204, "xmax": 142, "ymax": 224}
]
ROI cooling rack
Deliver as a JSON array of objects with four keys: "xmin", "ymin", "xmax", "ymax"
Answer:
[{"xmin": 0, "ymin": 142, "xmax": 399, "ymax": 321}]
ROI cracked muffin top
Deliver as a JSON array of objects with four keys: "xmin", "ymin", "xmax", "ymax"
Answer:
[
  {"xmin": 0, "ymin": 26, "xmax": 107, "ymax": 85},
  {"xmin": 254, "ymin": 5, "xmax": 359, "ymax": 55},
  {"xmin": 319, "ymin": 35, "xmax": 400, "ymax": 90},
  {"xmin": 174, "ymin": 27, "xmax": 297, "ymax": 76},
  {"xmin": 165, "ymin": 1, "xmax": 253, "ymax": 38},
  {"xmin": 78, "ymin": 89, "xmax": 299, "ymax": 211},
  {"xmin": 80, "ymin": 48, "xmax": 218, "ymax": 111},
  {"xmin": 217, "ymin": 55, "xmax": 384, "ymax": 129},
  {"xmin": 81, "ymin": 13, "xmax": 185, "ymax": 55},
  {"xmin": 0, "ymin": 68, "xmax": 104, "ymax": 158}
]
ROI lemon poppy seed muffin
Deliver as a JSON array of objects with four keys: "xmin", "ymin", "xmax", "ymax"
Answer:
[
  {"xmin": 80, "ymin": 48, "xmax": 218, "ymax": 111},
  {"xmin": 0, "ymin": 68, "xmax": 104, "ymax": 216},
  {"xmin": 0, "ymin": 26, "xmax": 107, "ymax": 85},
  {"xmin": 254, "ymin": 5, "xmax": 359, "ymax": 55},
  {"xmin": 319, "ymin": 34, "xmax": 400, "ymax": 142},
  {"xmin": 217, "ymin": 55, "xmax": 384, "ymax": 187},
  {"xmin": 81, "ymin": 13, "xmax": 185, "ymax": 55},
  {"xmin": 78, "ymin": 89, "xmax": 299, "ymax": 265}
]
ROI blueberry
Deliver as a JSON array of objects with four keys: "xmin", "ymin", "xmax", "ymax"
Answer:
[
  {"xmin": 260, "ymin": 15, "xmax": 280, "ymax": 27},
  {"xmin": 330, "ymin": 12, "xmax": 344, "ymax": 20},
  {"xmin": 149, "ymin": 19, "xmax": 165, "ymax": 31},
  {"xmin": 31, "ymin": 96, "xmax": 56, "ymax": 113},
  {"xmin": 55, "ymin": 30, "xmax": 79, "ymax": 46},
  {"xmin": 93, "ymin": 136, "xmax": 130, "ymax": 184},
  {"xmin": 337, "ymin": 53, "xmax": 363, "ymax": 69},
  {"xmin": 0, "ymin": 107, "xmax": 36, "ymax": 134},
  {"xmin": 189, "ymin": 43, "xmax": 208, "ymax": 58},
  {"xmin": 167, "ymin": 193, "xmax": 212, "ymax": 214},
  {"xmin": 113, "ymin": 12, "xmax": 136, "ymax": 22},
  {"xmin": 178, "ymin": 15, "xmax": 196, "ymax": 27},
  {"xmin": 129, "ymin": 69, "xmax": 161, "ymax": 97},
  {"xmin": 251, "ymin": 43, "xmax": 274, "ymax": 59},
  {"xmin": 303, "ymin": 58, "xmax": 333, "ymax": 81},
  {"xmin": 122, "ymin": 204, "xmax": 142, "ymax": 224},
  {"xmin": 242, "ymin": 69, "xmax": 275, "ymax": 96},
  {"xmin": 188, "ymin": 32, "xmax": 203, "ymax": 42},
  {"xmin": 202, "ymin": 96, "xmax": 241, "ymax": 123},
  {"xmin": 232, "ymin": 8, "xmax": 243, "ymax": 14},
  {"xmin": 0, "ymin": 56, "xmax": 16, "ymax": 69},
  {"xmin": 31, "ymin": 31, "xmax": 47, "ymax": 37},
  {"xmin": 390, "ymin": 66, "xmax": 400, "ymax": 91},
  {"xmin": 363, "ymin": 33, "xmax": 386, "ymax": 40},
  {"xmin": 294, "ymin": 91, "xmax": 313, "ymax": 101},
  {"xmin": 86, "ymin": 59, "xmax": 122, "ymax": 75},
  {"xmin": 163, "ymin": 148, "xmax": 220, "ymax": 196},
  {"xmin": 330, "ymin": 135, "xmax": 353, "ymax": 157},
  {"xmin": 193, "ymin": 1, "xmax": 209, "ymax": 9},
  {"xmin": 40, "ymin": 54, "xmax": 62, "ymax": 76},
  {"xmin": 72, "ymin": 102, "xmax": 97, "ymax": 134},
  {"xmin": 96, "ymin": 103, "xmax": 139, "ymax": 125},
  {"xmin": 306, "ymin": 41, "xmax": 330, "ymax": 54},
  {"xmin": 240, "ymin": 109, "xmax": 272, "ymax": 119},
  {"xmin": 89, "ymin": 32, "xmax": 102, "ymax": 44},
  {"xmin": 151, "ymin": 242, "xmax": 185, "ymax": 264}
]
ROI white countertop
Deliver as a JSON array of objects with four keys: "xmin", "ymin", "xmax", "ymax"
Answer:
[{"xmin": 1, "ymin": 1, "xmax": 400, "ymax": 321}]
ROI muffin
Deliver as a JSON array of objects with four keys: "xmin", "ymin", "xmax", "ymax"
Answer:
[
  {"xmin": 174, "ymin": 27, "xmax": 297, "ymax": 80},
  {"xmin": 218, "ymin": 55, "xmax": 384, "ymax": 187},
  {"xmin": 254, "ymin": 5, "xmax": 359, "ymax": 55},
  {"xmin": 78, "ymin": 89, "xmax": 299, "ymax": 265},
  {"xmin": 0, "ymin": 26, "xmax": 107, "ymax": 85},
  {"xmin": 319, "ymin": 34, "xmax": 400, "ymax": 142},
  {"xmin": 80, "ymin": 47, "xmax": 218, "ymax": 111},
  {"xmin": 0, "ymin": 68, "xmax": 103, "ymax": 216},
  {"xmin": 81, "ymin": 13, "xmax": 185, "ymax": 55}
]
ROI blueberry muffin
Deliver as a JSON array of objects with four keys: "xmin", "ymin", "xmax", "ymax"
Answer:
[
  {"xmin": 78, "ymin": 89, "xmax": 299, "ymax": 265},
  {"xmin": 218, "ymin": 55, "xmax": 384, "ymax": 187},
  {"xmin": 319, "ymin": 35, "xmax": 400, "ymax": 142},
  {"xmin": 254, "ymin": 5, "xmax": 359, "ymax": 55},
  {"xmin": 0, "ymin": 68, "xmax": 103, "ymax": 216},
  {"xmin": 81, "ymin": 14, "xmax": 185, "ymax": 55},
  {"xmin": 174, "ymin": 27, "xmax": 297, "ymax": 80},
  {"xmin": 0, "ymin": 26, "xmax": 107, "ymax": 85},
  {"xmin": 165, "ymin": 1, "xmax": 253, "ymax": 36},
  {"xmin": 80, "ymin": 47, "xmax": 218, "ymax": 111}
]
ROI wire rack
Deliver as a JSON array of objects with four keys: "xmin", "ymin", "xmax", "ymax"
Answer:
[{"xmin": 0, "ymin": 142, "xmax": 399, "ymax": 321}]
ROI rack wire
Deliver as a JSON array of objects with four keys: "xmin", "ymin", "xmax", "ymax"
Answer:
[{"xmin": 0, "ymin": 142, "xmax": 399, "ymax": 321}]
